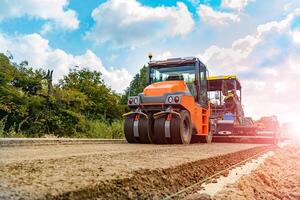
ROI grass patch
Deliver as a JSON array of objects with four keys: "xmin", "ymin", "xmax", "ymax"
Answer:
[
  {"xmin": 0, "ymin": 118, "xmax": 124, "ymax": 139},
  {"xmin": 74, "ymin": 120, "xmax": 124, "ymax": 139}
]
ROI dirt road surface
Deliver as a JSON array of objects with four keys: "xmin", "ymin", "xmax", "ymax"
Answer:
[
  {"xmin": 214, "ymin": 143, "xmax": 300, "ymax": 200},
  {"xmin": 0, "ymin": 138, "xmax": 125, "ymax": 147},
  {"xmin": 0, "ymin": 142, "xmax": 270, "ymax": 199}
]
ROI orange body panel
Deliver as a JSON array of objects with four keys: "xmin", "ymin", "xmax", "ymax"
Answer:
[
  {"xmin": 144, "ymin": 81, "xmax": 188, "ymax": 96},
  {"xmin": 143, "ymin": 80, "xmax": 210, "ymax": 136},
  {"xmin": 180, "ymin": 96, "xmax": 209, "ymax": 136}
]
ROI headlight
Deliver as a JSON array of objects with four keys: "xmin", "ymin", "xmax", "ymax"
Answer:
[
  {"xmin": 128, "ymin": 96, "xmax": 140, "ymax": 106},
  {"xmin": 167, "ymin": 96, "xmax": 173, "ymax": 103},
  {"xmin": 165, "ymin": 95, "xmax": 181, "ymax": 104}
]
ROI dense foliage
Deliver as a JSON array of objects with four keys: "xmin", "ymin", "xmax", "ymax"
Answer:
[{"xmin": 0, "ymin": 54, "xmax": 124, "ymax": 138}]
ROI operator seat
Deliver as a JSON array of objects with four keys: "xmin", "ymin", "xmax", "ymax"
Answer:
[{"xmin": 166, "ymin": 74, "xmax": 184, "ymax": 81}]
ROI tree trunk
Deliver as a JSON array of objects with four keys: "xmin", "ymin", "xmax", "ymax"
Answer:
[{"xmin": 46, "ymin": 70, "xmax": 53, "ymax": 96}]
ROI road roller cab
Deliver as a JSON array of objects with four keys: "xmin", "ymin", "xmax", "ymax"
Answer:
[{"xmin": 123, "ymin": 57, "xmax": 212, "ymax": 144}]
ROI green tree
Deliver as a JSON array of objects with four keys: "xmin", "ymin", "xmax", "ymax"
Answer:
[
  {"xmin": 59, "ymin": 68, "xmax": 123, "ymax": 121},
  {"xmin": 0, "ymin": 53, "xmax": 125, "ymax": 138},
  {"xmin": 0, "ymin": 54, "xmax": 47, "ymax": 135}
]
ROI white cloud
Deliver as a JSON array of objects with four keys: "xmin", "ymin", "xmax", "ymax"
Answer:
[
  {"xmin": 288, "ymin": 56, "xmax": 300, "ymax": 74},
  {"xmin": 199, "ymin": 34, "xmax": 259, "ymax": 73},
  {"xmin": 198, "ymin": 8, "xmax": 300, "ymax": 122},
  {"xmin": 86, "ymin": 0, "xmax": 194, "ymax": 48},
  {"xmin": 255, "ymin": 8, "xmax": 300, "ymax": 40},
  {"xmin": 0, "ymin": 0, "xmax": 79, "ymax": 31},
  {"xmin": 198, "ymin": 4, "xmax": 240, "ymax": 26},
  {"xmin": 155, "ymin": 51, "xmax": 173, "ymax": 60},
  {"xmin": 199, "ymin": 8, "xmax": 300, "ymax": 70},
  {"xmin": 73, "ymin": 51, "xmax": 132, "ymax": 92},
  {"xmin": 200, "ymin": 45, "xmax": 245, "ymax": 69},
  {"xmin": 232, "ymin": 35, "xmax": 260, "ymax": 51},
  {"xmin": 188, "ymin": 0, "xmax": 200, "ymax": 6},
  {"xmin": 221, "ymin": 0, "xmax": 253, "ymax": 11},
  {"xmin": 0, "ymin": 33, "xmax": 131, "ymax": 93},
  {"xmin": 262, "ymin": 68, "xmax": 278, "ymax": 77},
  {"xmin": 291, "ymin": 28, "xmax": 300, "ymax": 45},
  {"xmin": 283, "ymin": 1, "xmax": 300, "ymax": 13}
]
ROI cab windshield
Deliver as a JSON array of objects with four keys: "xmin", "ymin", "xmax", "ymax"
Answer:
[{"xmin": 150, "ymin": 65, "xmax": 195, "ymax": 84}]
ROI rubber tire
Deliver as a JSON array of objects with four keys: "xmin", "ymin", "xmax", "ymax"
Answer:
[
  {"xmin": 138, "ymin": 116, "xmax": 152, "ymax": 144},
  {"xmin": 124, "ymin": 116, "xmax": 137, "ymax": 143},
  {"xmin": 171, "ymin": 110, "xmax": 192, "ymax": 144},
  {"xmin": 153, "ymin": 117, "xmax": 169, "ymax": 144},
  {"xmin": 170, "ymin": 116, "xmax": 181, "ymax": 144},
  {"xmin": 148, "ymin": 115, "xmax": 155, "ymax": 143},
  {"xmin": 200, "ymin": 130, "xmax": 212, "ymax": 143}
]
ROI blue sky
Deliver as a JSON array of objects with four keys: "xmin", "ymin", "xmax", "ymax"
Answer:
[
  {"xmin": 0, "ymin": 0, "xmax": 300, "ymax": 122},
  {"xmin": 0, "ymin": 0, "xmax": 262, "ymax": 69}
]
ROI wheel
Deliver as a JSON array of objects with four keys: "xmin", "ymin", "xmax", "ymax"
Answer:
[
  {"xmin": 124, "ymin": 116, "xmax": 137, "ymax": 143},
  {"xmin": 153, "ymin": 117, "xmax": 169, "ymax": 144},
  {"xmin": 138, "ymin": 116, "xmax": 152, "ymax": 144},
  {"xmin": 200, "ymin": 130, "xmax": 212, "ymax": 143},
  {"xmin": 170, "ymin": 116, "xmax": 181, "ymax": 144},
  {"xmin": 148, "ymin": 115, "xmax": 155, "ymax": 143},
  {"xmin": 171, "ymin": 110, "xmax": 192, "ymax": 144}
]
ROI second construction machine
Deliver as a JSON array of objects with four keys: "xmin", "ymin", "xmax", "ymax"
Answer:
[
  {"xmin": 123, "ymin": 57, "xmax": 279, "ymax": 144},
  {"xmin": 208, "ymin": 76, "xmax": 279, "ymax": 144}
]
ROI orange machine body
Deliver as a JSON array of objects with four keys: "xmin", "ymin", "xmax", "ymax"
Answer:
[
  {"xmin": 142, "ymin": 80, "xmax": 210, "ymax": 136},
  {"xmin": 144, "ymin": 81, "xmax": 187, "ymax": 96}
]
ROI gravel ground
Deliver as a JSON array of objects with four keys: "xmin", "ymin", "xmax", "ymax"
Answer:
[
  {"xmin": 0, "ymin": 142, "xmax": 268, "ymax": 199},
  {"xmin": 0, "ymin": 138, "xmax": 125, "ymax": 147},
  {"xmin": 214, "ymin": 142, "xmax": 300, "ymax": 200}
]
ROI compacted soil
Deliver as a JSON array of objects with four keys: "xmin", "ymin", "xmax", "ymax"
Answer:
[
  {"xmin": 0, "ymin": 142, "xmax": 270, "ymax": 200},
  {"xmin": 214, "ymin": 143, "xmax": 300, "ymax": 200}
]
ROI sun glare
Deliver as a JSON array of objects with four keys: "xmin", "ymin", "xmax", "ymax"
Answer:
[{"xmin": 290, "ymin": 122, "xmax": 300, "ymax": 139}]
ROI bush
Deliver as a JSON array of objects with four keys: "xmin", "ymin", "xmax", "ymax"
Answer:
[
  {"xmin": 0, "ymin": 119, "xmax": 4, "ymax": 137},
  {"xmin": 0, "ymin": 119, "xmax": 25, "ymax": 138},
  {"xmin": 110, "ymin": 120, "xmax": 124, "ymax": 139},
  {"xmin": 0, "ymin": 54, "xmax": 125, "ymax": 138},
  {"xmin": 74, "ymin": 119, "xmax": 124, "ymax": 139}
]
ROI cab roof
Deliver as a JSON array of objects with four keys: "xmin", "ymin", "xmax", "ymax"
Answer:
[
  {"xmin": 148, "ymin": 57, "xmax": 201, "ymax": 67},
  {"xmin": 208, "ymin": 75, "xmax": 242, "ymax": 91}
]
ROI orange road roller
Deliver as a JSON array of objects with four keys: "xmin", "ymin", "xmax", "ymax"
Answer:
[{"xmin": 123, "ymin": 57, "xmax": 213, "ymax": 144}]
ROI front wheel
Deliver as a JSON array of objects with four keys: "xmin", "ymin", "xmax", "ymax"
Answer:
[
  {"xmin": 153, "ymin": 117, "xmax": 169, "ymax": 144},
  {"xmin": 124, "ymin": 116, "xmax": 137, "ymax": 143},
  {"xmin": 171, "ymin": 110, "xmax": 192, "ymax": 144},
  {"xmin": 200, "ymin": 130, "xmax": 212, "ymax": 143}
]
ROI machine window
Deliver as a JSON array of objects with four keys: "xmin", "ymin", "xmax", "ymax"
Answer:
[
  {"xmin": 150, "ymin": 65, "xmax": 197, "ymax": 97},
  {"xmin": 199, "ymin": 64, "xmax": 208, "ymax": 105},
  {"xmin": 150, "ymin": 65, "xmax": 195, "ymax": 84}
]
